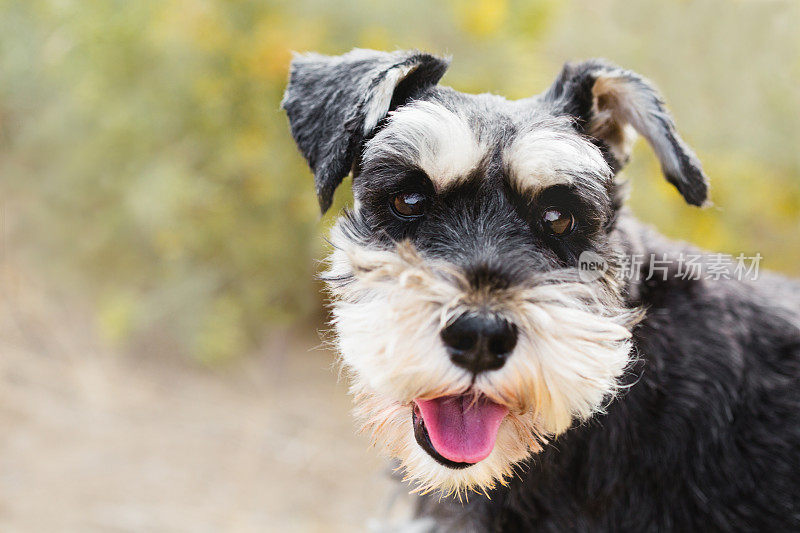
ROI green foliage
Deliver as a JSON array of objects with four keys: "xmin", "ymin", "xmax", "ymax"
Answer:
[{"xmin": 1, "ymin": 0, "xmax": 797, "ymax": 361}]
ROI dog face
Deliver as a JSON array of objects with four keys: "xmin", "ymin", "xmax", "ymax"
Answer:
[{"xmin": 282, "ymin": 49, "xmax": 707, "ymax": 495}]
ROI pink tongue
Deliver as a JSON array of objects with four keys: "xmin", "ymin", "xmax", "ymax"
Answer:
[{"xmin": 416, "ymin": 395, "xmax": 508, "ymax": 464}]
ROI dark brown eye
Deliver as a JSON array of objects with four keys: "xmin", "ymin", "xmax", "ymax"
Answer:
[
  {"xmin": 391, "ymin": 192, "xmax": 427, "ymax": 219},
  {"xmin": 542, "ymin": 206, "xmax": 575, "ymax": 236}
]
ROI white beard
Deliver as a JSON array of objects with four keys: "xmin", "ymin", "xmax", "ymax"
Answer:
[{"xmin": 324, "ymin": 220, "xmax": 638, "ymax": 496}]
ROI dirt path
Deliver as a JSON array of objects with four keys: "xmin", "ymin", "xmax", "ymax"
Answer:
[{"xmin": 0, "ymin": 276, "xmax": 410, "ymax": 532}]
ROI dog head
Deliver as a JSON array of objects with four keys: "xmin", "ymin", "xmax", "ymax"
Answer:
[{"xmin": 282, "ymin": 49, "xmax": 707, "ymax": 495}]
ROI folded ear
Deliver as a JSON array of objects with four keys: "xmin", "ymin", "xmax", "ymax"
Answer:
[
  {"xmin": 281, "ymin": 49, "xmax": 450, "ymax": 213},
  {"xmin": 544, "ymin": 59, "xmax": 709, "ymax": 206}
]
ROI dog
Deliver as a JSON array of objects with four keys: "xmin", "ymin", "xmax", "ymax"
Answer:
[{"xmin": 282, "ymin": 49, "xmax": 800, "ymax": 531}]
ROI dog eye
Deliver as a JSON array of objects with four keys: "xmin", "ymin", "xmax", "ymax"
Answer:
[
  {"xmin": 541, "ymin": 207, "xmax": 575, "ymax": 236},
  {"xmin": 391, "ymin": 192, "xmax": 427, "ymax": 219}
]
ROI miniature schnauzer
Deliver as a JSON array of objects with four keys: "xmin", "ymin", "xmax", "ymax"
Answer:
[{"xmin": 282, "ymin": 49, "xmax": 800, "ymax": 531}]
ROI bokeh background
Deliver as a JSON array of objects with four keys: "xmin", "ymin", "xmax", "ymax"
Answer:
[{"xmin": 1, "ymin": 0, "xmax": 798, "ymax": 531}]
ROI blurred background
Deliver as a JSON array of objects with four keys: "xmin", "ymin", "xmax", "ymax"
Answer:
[{"xmin": 0, "ymin": 0, "xmax": 798, "ymax": 530}]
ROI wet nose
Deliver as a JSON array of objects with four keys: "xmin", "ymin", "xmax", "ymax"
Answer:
[{"xmin": 440, "ymin": 314, "xmax": 518, "ymax": 374}]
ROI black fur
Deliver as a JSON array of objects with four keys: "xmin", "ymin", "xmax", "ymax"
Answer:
[
  {"xmin": 281, "ymin": 49, "xmax": 449, "ymax": 212},
  {"xmin": 416, "ymin": 221, "xmax": 800, "ymax": 531},
  {"xmin": 543, "ymin": 59, "xmax": 709, "ymax": 206}
]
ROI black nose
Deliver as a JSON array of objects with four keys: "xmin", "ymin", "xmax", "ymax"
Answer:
[{"xmin": 440, "ymin": 314, "xmax": 518, "ymax": 374}]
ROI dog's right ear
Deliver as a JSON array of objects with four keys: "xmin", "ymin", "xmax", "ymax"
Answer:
[
  {"xmin": 281, "ymin": 49, "xmax": 450, "ymax": 213},
  {"xmin": 544, "ymin": 59, "xmax": 709, "ymax": 206}
]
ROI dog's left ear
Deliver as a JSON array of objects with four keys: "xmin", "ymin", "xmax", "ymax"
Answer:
[
  {"xmin": 544, "ymin": 59, "xmax": 709, "ymax": 206},
  {"xmin": 282, "ymin": 49, "xmax": 450, "ymax": 213}
]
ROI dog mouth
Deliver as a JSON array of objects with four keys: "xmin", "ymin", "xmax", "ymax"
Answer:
[{"xmin": 412, "ymin": 393, "xmax": 508, "ymax": 469}]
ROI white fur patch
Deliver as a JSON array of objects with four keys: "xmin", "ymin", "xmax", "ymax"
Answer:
[
  {"xmin": 362, "ymin": 62, "xmax": 421, "ymax": 136},
  {"xmin": 324, "ymin": 223, "xmax": 638, "ymax": 496},
  {"xmin": 504, "ymin": 125, "xmax": 611, "ymax": 194},
  {"xmin": 364, "ymin": 101, "xmax": 486, "ymax": 189}
]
